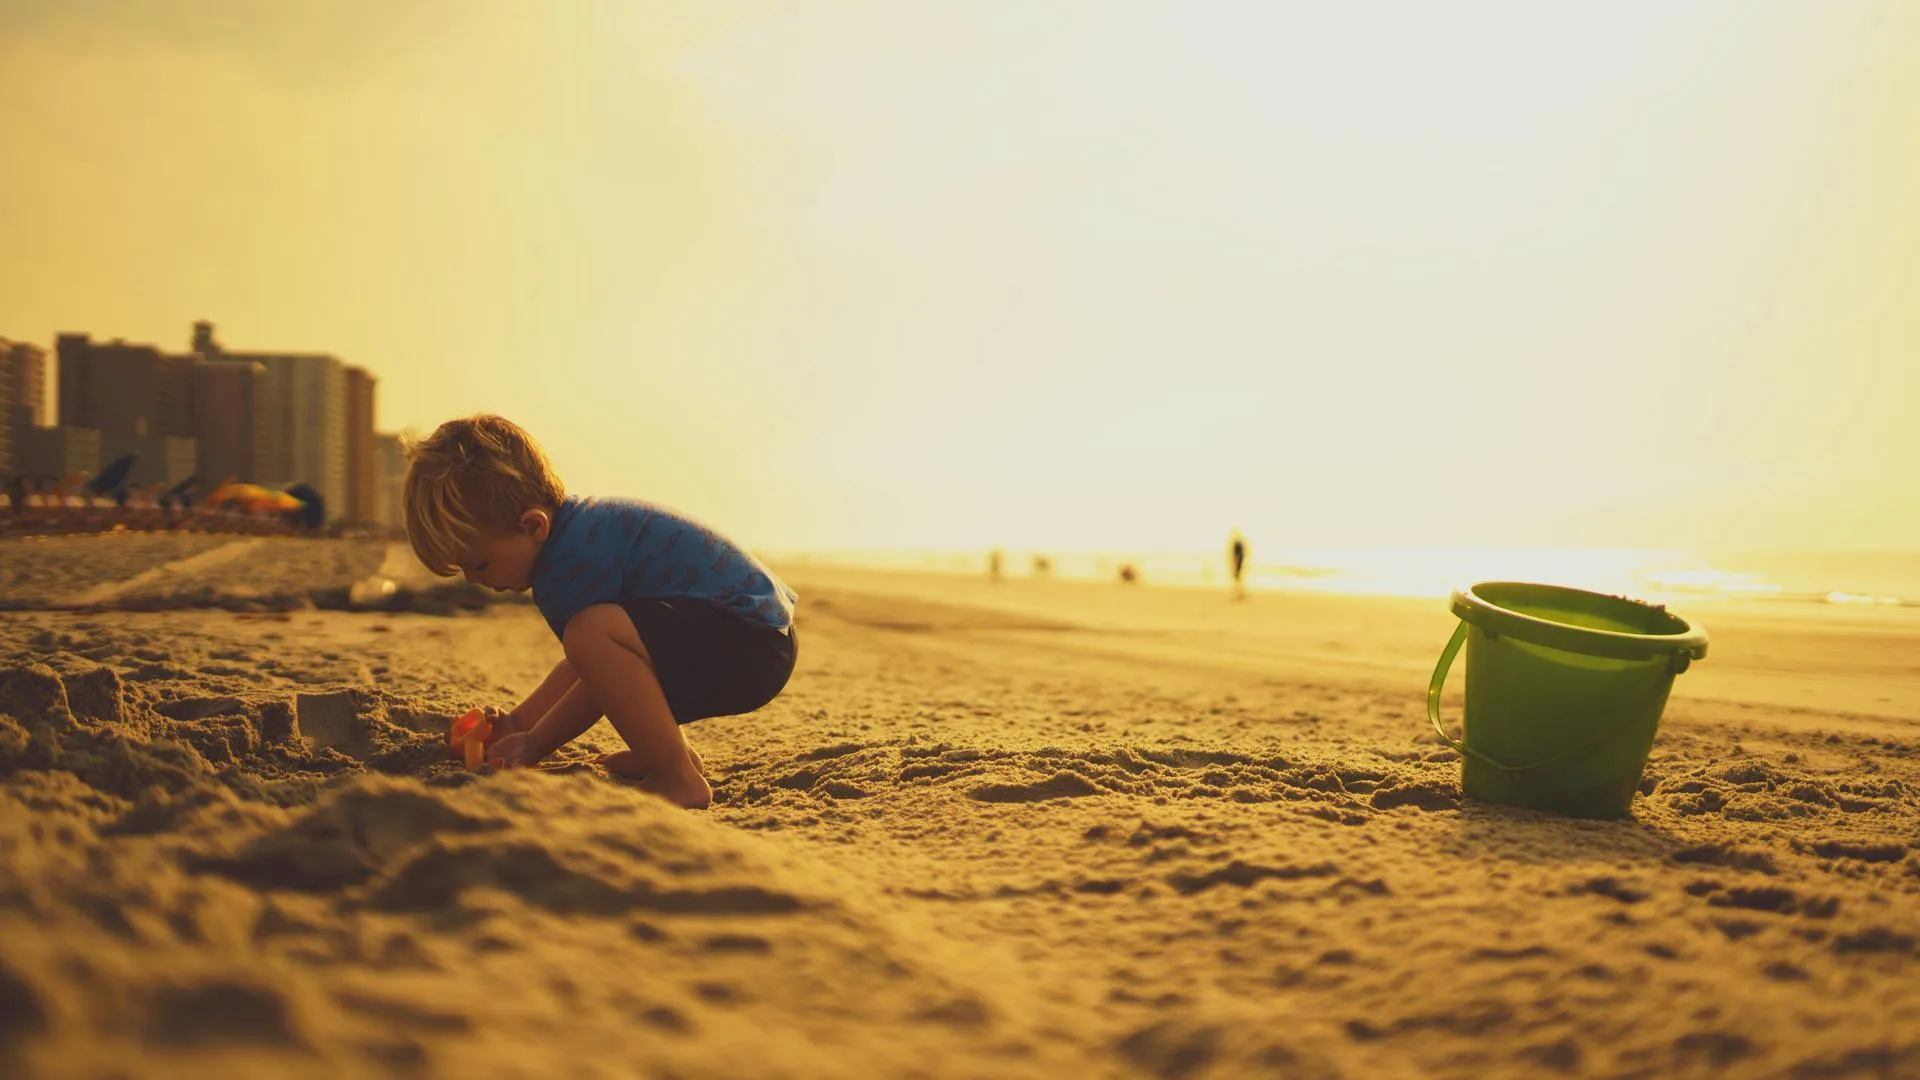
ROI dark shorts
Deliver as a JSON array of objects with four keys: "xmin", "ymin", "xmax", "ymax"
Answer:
[{"xmin": 619, "ymin": 598, "xmax": 797, "ymax": 725}]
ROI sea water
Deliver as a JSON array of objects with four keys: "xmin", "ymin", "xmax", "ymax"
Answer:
[{"xmin": 770, "ymin": 546, "xmax": 1920, "ymax": 611}]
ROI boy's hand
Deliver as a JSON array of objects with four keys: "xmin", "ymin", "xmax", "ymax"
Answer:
[
  {"xmin": 487, "ymin": 730, "xmax": 541, "ymax": 770},
  {"xmin": 480, "ymin": 706, "xmax": 529, "ymax": 748}
]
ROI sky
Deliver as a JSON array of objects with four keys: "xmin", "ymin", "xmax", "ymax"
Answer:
[{"xmin": 1, "ymin": 1, "xmax": 1916, "ymax": 557}]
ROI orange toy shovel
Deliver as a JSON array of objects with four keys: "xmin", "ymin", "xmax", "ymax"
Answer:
[
  {"xmin": 447, "ymin": 709, "xmax": 493, "ymax": 771},
  {"xmin": 447, "ymin": 708, "xmax": 483, "ymax": 752}
]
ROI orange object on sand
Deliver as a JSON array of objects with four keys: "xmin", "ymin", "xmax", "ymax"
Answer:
[
  {"xmin": 463, "ymin": 729, "xmax": 487, "ymax": 770},
  {"xmin": 448, "ymin": 709, "xmax": 493, "ymax": 769},
  {"xmin": 448, "ymin": 709, "xmax": 484, "ymax": 752}
]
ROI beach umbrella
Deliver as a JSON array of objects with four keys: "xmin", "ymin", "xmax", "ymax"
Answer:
[
  {"xmin": 284, "ymin": 483, "xmax": 326, "ymax": 530},
  {"xmin": 86, "ymin": 452, "xmax": 138, "ymax": 498},
  {"xmin": 210, "ymin": 482, "xmax": 277, "ymax": 512},
  {"xmin": 163, "ymin": 474, "xmax": 199, "ymax": 509}
]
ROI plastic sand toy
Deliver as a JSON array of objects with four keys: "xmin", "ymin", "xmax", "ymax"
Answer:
[
  {"xmin": 448, "ymin": 708, "xmax": 493, "ymax": 771},
  {"xmin": 1427, "ymin": 581, "xmax": 1709, "ymax": 819}
]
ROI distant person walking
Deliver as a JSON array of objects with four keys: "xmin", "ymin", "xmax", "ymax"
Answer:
[{"xmin": 1228, "ymin": 531, "xmax": 1248, "ymax": 600}]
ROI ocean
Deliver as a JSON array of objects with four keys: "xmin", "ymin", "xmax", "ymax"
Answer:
[{"xmin": 769, "ymin": 546, "xmax": 1920, "ymax": 611}]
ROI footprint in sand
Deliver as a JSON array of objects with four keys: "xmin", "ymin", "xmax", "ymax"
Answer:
[{"xmin": 968, "ymin": 772, "xmax": 1103, "ymax": 803}]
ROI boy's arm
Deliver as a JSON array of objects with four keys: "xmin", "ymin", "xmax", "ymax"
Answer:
[{"xmin": 501, "ymin": 658, "xmax": 578, "ymax": 733}]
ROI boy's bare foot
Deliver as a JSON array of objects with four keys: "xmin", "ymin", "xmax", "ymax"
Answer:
[
  {"xmin": 597, "ymin": 751, "xmax": 711, "ymax": 808},
  {"xmin": 637, "ymin": 772, "xmax": 712, "ymax": 810},
  {"xmin": 597, "ymin": 749, "xmax": 646, "ymax": 776},
  {"xmin": 598, "ymin": 750, "xmax": 709, "ymax": 779},
  {"xmin": 598, "ymin": 734, "xmax": 705, "ymax": 780}
]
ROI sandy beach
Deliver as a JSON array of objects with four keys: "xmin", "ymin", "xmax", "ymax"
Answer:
[{"xmin": 2, "ymin": 535, "xmax": 1917, "ymax": 1079}]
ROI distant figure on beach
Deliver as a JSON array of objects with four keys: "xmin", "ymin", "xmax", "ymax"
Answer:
[
  {"xmin": 1119, "ymin": 562, "xmax": 1139, "ymax": 584},
  {"xmin": 988, "ymin": 548, "xmax": 1003, "ymax": 583},
  {"xmin": 1229, "ymin": 530, "xmax": 1248, "ymax": 600},
  {"xmin": 1031, "ymin": 554, "xmax": 1051, "ymax": 578},
  {"xmin": 403, "ymin": 414, "xmax": 798, "ymax": 810}
]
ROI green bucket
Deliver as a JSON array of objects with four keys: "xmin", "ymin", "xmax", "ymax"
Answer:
[{"xmin": 1426, "ymin": 581, "xmax": 1708, "ymax": 819}]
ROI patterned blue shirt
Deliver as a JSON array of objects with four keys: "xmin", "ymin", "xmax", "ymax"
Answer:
[{"xmin": 530, "ymin": 495, "xmax": 797, "ymax": 640}]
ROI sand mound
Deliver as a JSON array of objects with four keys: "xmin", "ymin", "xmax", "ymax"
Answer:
[
  {"xmin": 0, "ymin": 660, "xmax": 1080, "ymax": 1079},
  {"xmin": 0, "ymin": 662, "xmax": 460, "ymax": 812}
]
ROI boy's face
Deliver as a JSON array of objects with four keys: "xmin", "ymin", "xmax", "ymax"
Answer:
[{"xmin": 453, "ymin": 509, "xmax": 551, "ymax": 592}]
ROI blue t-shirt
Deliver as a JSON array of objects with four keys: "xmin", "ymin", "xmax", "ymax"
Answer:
[{"xmin": 530, "ymin": 495, "xmax": 797, "ymax": 640}]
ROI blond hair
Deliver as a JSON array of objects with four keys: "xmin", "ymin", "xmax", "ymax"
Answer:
[{"xmin": 403, "ymin": 415, "xmax": 564, "ymax": 576}]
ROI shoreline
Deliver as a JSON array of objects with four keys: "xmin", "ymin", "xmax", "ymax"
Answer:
[{"xmin": 766, "ymin": 548, "xmax": 1920, "ymax": 613}]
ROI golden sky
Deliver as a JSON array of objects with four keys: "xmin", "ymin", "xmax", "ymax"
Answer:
[{"xmin": 2, "ymin": 1, "xmax": 1915, "ymax": 555}]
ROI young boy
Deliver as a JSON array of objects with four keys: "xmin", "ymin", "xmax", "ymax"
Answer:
[{"xmin": 403, "ymin": 414, "xmax": 798, "ymax": 809}]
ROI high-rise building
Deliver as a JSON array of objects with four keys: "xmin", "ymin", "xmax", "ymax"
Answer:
[
  {"xmin": 3, "ymin": 339, "xmax": 49, "ymax": 428},
  {"xmin": 191, "ymin": 322, "xmax": 351, "ymax": 522},
  {"xmin": 112, "ymin": 435, "xmax": 198, "ymax": 486},
  {"xmin": 55, "ymin": 334, "xmax": 197, "ymax": 486},
  {"xmin": 375, "ymin": 432, "xmax": 408, "ymax": 529},
  {"xmin": 0, "ymin": 347, "xmax": 11, "ymax": 475},
  {"xmin": 344, "ymin": 366, "xmax": 377, "ymax": 523},
  {"xmin": 15, "ymin": 424, "xmax": 101, "ymax": 480},
  {"xmin": 1, "ymin": 339, "xmax": 50, "ymax": 474},
  {"xmin": 247, "ymin": 353, "xmax": 346, "ymax": 518},
  {"xmin": 58, "ymin": 335, "xmax": 194, "ymax": 440},
  {"xmin": 27, "ymin": 322, "xmax": 380, "ymax": 514},
  {"xmin": 191, "ymin": 359, "xmax": 269, "ymax": 487}
]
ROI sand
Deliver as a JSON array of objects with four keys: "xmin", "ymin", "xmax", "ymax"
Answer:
[{"xmin": 1, "ymin": 537, "xmax": 1917, "ymax": 1079}]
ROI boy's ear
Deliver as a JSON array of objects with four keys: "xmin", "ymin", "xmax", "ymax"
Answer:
[{"xmin": 521, "ymin": 507, "xmax": 551, "ymax": 542}]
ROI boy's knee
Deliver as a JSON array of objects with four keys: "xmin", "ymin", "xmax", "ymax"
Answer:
[{"xmin": 562, "ymin": 604, "xmax": 650, "ymax": 662}]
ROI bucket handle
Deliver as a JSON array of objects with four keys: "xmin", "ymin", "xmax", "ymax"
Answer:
[{"xmin": 1427, "ymin": 621, "xmax": 1622, "ymax": 775}]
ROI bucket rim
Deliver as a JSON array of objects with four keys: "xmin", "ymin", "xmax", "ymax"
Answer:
[{"xmin": 1451, "ymin": 581, "xmax": 1708, "ymax": 663}]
